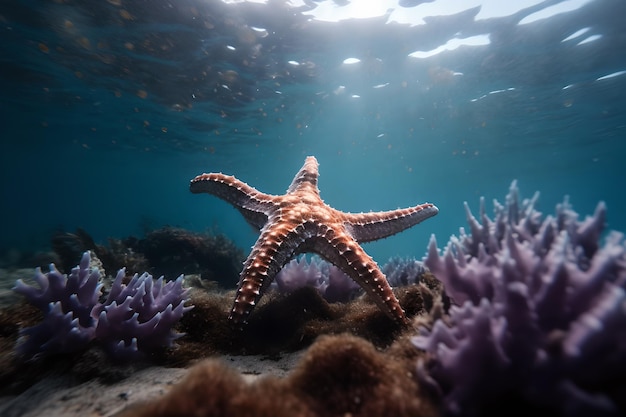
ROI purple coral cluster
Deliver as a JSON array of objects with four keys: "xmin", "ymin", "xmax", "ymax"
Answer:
[
  {"xmin": 13, "ymin": 251, "xmax": 192, "ymax": 360},
  {"xmin": 382, "ymin": 256, "xmax": 429, "ymax": 287},
  {"xmin": 414, "ymin": 181, "xmax": 626, "ymax": 416},
  {"xmin": 273, "ymin": 256, "xmax": 361, "ymax": 303},
  {"xmin": 273, "ymin": 255, "xmax": 430, "ymax": 303}
]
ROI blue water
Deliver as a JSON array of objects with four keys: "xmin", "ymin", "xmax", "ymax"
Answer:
[{"xmin": 1, "ymin": 0, "xmax": 625, "ymax": 264}]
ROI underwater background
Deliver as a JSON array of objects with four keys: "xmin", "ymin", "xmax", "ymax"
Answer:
[{"xmin": 2, "ymin": 0, "xmax": 625, "ymax": 265}]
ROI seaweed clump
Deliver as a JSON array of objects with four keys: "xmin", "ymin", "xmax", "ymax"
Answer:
[
  {"xmin": 49, "ymin": 226, "xmax": 245, "ymax": 287},
  {"xmin": 118, "ymin": 334, "xmax": 438, "ymax": 417},
  {"xmin": 134, "ymin": 227, "xmax": 244, "ymax": 286},
  {"xmin": 172, "ymin": 273, "xmax": 443, "ymax": 361}
]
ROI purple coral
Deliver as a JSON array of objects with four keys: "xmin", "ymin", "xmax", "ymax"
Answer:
[
  {"xmin": 273, "ymin": 256, "xmax": 361, "ymax": 303},
  {"xmin": 382, "ymin": 256, "xmax": 429, "ymax": 287},
  {"xmin": 274, "ymin": 256, "xmax": 329, "ymax": 295},
  {"xmin": 414, "ymin": 181, "xmax": 626, "ymax": 416},
  {"xmin": 273, "ymin": 255, "xmax": 431, "ymax": 303},
  {"xmin": 13, "ymin": 252, "xmax": 101, "ymax": 356},
  {"xmin": 93, "ymin": 269, "xmax": 191, "ymax": 358},
  {"xmin": 13, "ymin": 252, "xmax": 192, "ymax": 360}
]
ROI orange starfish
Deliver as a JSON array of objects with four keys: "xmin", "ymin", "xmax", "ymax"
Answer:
[{"xmin": 190, "ymin": 156, "xmax": 438, "ymax": 325}]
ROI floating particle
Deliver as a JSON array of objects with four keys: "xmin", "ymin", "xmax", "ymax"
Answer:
[
  {"xmin": 137, "ymin": 90, "xmax": 148, "ymax": 99},
  {"xmin": 38, "ymin": 43, "xmax": 49, "ymax": 53},
  {"xmin": 220, "ymin": 70, "xmax": 238, "ymax": 83},
  {"xmin": 78, "ymin": 37, "xmax": 91, "ymax": 49},
  {"xmin": 120, "ymin": 10, "xmax": 133, "ymax": 20}
]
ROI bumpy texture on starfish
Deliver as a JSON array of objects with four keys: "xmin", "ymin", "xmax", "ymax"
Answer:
[{"xmin": 190, "ymin": 156, "xmax": 438, "ymax": 325}]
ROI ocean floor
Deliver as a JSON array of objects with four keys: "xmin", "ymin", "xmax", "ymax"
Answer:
[
  {"xmin": 0, "ymin": 263, "xmax": 442, "ymax": 417},
  {"xmin": 0, "ymin": 352, "xmax": 302, "ymax": 417}
]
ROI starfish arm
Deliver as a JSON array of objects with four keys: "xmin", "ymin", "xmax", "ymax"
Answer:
[
  {"xmin": 307, "ymin": 225, "xmax": 408, "ymax": 325},
  {"xmin": 229, "ymin": 222, "xmax": 313, "ymax": 324},
  {"xmin": 190, "ymin": 173, "xmax": 276, "ymax": 230},
  {"xmin": 344, "ymin": 203, "xmax": 439, "ymax": 243},
  {"xmin": 287, "ymin": 156, "xmax": 320, "ymax": 194}
]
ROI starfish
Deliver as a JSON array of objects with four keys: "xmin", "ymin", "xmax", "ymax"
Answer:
[{"xmin": 190, "ymin": 156, "xmax": 438, "ymax": 325}]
